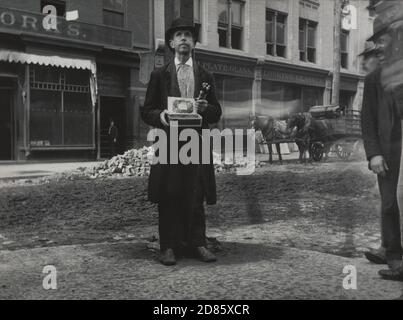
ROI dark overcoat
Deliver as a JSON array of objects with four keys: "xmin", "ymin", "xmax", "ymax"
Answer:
[
  {"xmin": 361, "ymin": 67, "xmax": 402, "ymax": 165},
  {"xmin": 140, "ymin": 60, "xmax": 222, "ymax": 205}
]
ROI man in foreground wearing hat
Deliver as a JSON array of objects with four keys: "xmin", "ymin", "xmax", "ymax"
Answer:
[
  {"xmin": 361, "ymin": 15, "xmax": 403, "ymax": 275},
  {"xmin": 141, "ymin": 18, "xmax": 222, "ymax": 266},
  {"xmin": 359, "ymin": 41, "xmax": 379, "ymax": 75}
]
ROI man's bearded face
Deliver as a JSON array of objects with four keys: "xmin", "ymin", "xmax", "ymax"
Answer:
[{"xmin": 170, "ymin": 29, "xmax": 195, "ymax": 55}]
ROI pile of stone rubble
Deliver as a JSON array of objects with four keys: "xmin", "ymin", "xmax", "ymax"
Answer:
[{"xmin": 41, "ymin": 147, "xmax": 262, "ymax": 183}]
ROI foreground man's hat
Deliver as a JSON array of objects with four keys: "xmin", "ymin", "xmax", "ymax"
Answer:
[
  {"xmin": 367, "ymin": 0, "xmax": 403, "ymax": 41},
  {"xmin": 165, "ymin": 17, "xmax": 199, "ymax": 52},
  {"xmin": 358, "ymin": 41, "xmax": 377, "ymax": 57}
]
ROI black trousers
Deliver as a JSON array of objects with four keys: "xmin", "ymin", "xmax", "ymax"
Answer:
[
  {"xmin": 379, "ymin": 150, "xmax": 402, "ymax": 261},
  {"xmin": 157, "ymin": 168, "xmax": 206, "ymax": 252}
]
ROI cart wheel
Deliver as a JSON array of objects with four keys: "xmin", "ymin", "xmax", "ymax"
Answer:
[
  {"xmin": 335, "ymin": 144, "xmax": 352, "ymax": 160},
  {"xmin": 310, "ymin": 142, "xmax": 324, "ymax": 162}
]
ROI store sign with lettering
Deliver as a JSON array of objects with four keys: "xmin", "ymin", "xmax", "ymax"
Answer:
[
  {"xmin": 200, "ymin": 61, "xmax": 254, "ymax": 77},
  {"xmin": 263, "ymin": 69, "xmax": 325, "ymax": 87},
  {"xmin": 0, "ymin": 6, "xmax": 132, "ymax": 48}
]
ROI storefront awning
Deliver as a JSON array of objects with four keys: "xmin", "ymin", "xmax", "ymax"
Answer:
[
  {"xmin": 0, "ymin": 50, "xmax": 98, "ymax": 106},
  {"xmin": 0, "ymin": 50, "xmax": 96, "ymax": 75}
]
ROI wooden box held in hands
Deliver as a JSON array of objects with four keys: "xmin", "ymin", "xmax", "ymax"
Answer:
[{"xmin": 167, "ymin": 97, "xmax": 202, "ymax": 128}]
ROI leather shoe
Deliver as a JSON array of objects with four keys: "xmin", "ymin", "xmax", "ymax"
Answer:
[
  {"xmin": 159, "ymin": 248, "xmax": 176, "ymax": 266},
  {"xmin": 387, "ymin": 259, "xmax": 402, "ymax": 271},
  {"xmin": 364, "ymin": 248, "xmax": 387, "ymax": 265},
  {"xmin": 196, "ymin": 246, "xmax": 217, "ymax": 263},
  {"xmin": 378, "ymin": 267, "xmax": 403, "ymax": 282}
]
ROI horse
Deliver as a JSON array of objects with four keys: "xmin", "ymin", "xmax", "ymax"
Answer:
[
  {"xmin": 251, "ymin": 116, "xmax": 291, "ymax": 164},
  {"xmin": 286, "ymin": 113, "xmax": 333, "ymax": 163}
]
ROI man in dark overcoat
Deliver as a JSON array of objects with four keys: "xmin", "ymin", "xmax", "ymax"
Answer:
[
  {"xmin": 141, "ymin": 18, "xmax": 222, "ymax": 266},
  {"xmin": 361, "ymin": 17, "xmax": 403, "ymax": 274}
]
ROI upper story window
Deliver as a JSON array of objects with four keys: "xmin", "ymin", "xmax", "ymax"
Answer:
[
  {"xmin": 41, "ymin": 0, "xmax": 66, "ymax": 17},
  {"xmin": 218, "ymin": 0, "xmax": 244, "ymax": 50},
  {"xmin": 103, "ymin": 0, "xmax": 125, "ymax": 28},
  {"xmin": 194, "ymin": 0, "xmax": 203, "ymax": 43},
  {"xmin": 266, "ymin": 10, "xmax": 287, "ymax": 58},
  {"xmin": 341, "ymin": 30, "xmax": 349, "ymax": 69},
  {"xmin": 299, "ymin": 18, "xmax": 317, "ymax": 63}
]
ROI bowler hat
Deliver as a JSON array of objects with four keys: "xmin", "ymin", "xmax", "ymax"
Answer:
[{"xmin": 165, "ymin": 17, "xmax": 199, "ymax": 52}]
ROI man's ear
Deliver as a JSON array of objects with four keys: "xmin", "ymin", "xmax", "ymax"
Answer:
[{"xmin": 170, "ymin": 39, "xmax": 175, "ymax": 49}]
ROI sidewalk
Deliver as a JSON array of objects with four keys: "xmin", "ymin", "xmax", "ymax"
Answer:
[
  {"xmin": 0, "ymin": 161, "xmax": 101, "ymax": 180},
  {"xmin": 0, "ymin": 239, "xmax": 402, "ymax": 300}
]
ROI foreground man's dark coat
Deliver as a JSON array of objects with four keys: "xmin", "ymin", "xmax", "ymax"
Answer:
[
  {"xmin": 141, "ymin": 61, "xmax": 222, "ymax": 206},
  {"xmin": 361, "ymin": 66, "xmax": 402, "ymax": 261}
]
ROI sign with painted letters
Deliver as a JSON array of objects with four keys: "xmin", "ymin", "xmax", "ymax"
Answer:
[{"xmin": 0, "ymin": 6, "xmax": 132, "ymax": 48}]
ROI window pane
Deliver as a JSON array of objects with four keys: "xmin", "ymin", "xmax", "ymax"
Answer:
[
  {"xmin": 341, "ymin": 52, "xmax": 348, "ymax": 68},
  {"xmin": 277, "ymin": 45, "xmax": 286, "ymax": 58},
  {"xmin": 307, "ymin": 26, "xmax": 316, "ymax": 48},
  {"xmin": 65, "ymin": 70, "xmax": 89, "ymax": 86},
  {"xmin": 277, "ymin": 13, "xmax": 286, "ymax": 24},
  {"xmin": 103, "ymin": 10, "xmax": 124, "ymax": 28},
  {"xmin": 231, "ymin": 27, "xmax": 242, "ymax": 50},
  {"xmin": 103, "ymin": 0, "xmax": 124, "ymax": 11},
  {"xmin": 231, "ymin": 1, "xmax": 242, "ymax": 26},
  {"xmin": 276, "ymin": 22, "xmax": 285, "ymax": 45},
  {"xmin": 218, "ymin": 0, "xmax": 228, "ymax": 24},
  {"xmin": 218, "ymin": 28, "xmax": 227, "ymax": 47},
  {"xmin": 267, "ymin": 43, "xmax": 274, "ymax": 55},
  {"xmin": 299, "ymin": 30, "xmax": 305, "ymax": 51},
  {"xmin": 30, "ymin": 90, "xmax": 62, "ymax": 146},
  {"xmin": 266, "ymin": 21, "xmax": 274, "ymax": 43},
  {"xmin": 307, "ymin": 48, "xmax": 316, "ymax": 63},
  {"xmin": 266, "ymin": 11, "xmax": 274, "ymax": 22},
  {"xmin": 64, "ymin": 92, "xmax": 93, "ymax": 145},
  {"xmin": 341, "ymin": 32, "xmax": 349, "ymax": 52},
  {"xmin": 34, "ymin": 66, "xmax": 60, "ymax": 84}
]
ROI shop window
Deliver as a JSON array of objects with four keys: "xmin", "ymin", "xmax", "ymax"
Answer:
[
  {"xmin": 299, "ymin": 19, "xmax": 317, "ymax": 63},
  {"xmin": 41, "ymin": 0, "xmax": 66, "ymax": 17},
  {"xmin": 341, "ymin": 30, "xmax": 349, "ymax": 69},
  {"xmin": 103, "ymin": 0, "xmax": 125, "ymax": 28},
  {"xmin": 218, "ymin": 0, "xmax": 244, "ymax": 50},
  {"xmin": 261, "ymin": 82, "xmax": 302, "ymax": 118},
  {"xmin": 29, "ymin": 66, "xmax": 94, "ymax": 148},
  {"xmin": 215, "ymin": 76, "xmax": 253, "ymax": 130},
  {"xmin": 266, "ymin": 10, "xmax": 287, "ymax": 58}
]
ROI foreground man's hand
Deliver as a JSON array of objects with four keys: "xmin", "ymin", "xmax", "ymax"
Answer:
[
  {"xmin": 195, "ymin": 99, "xmax": 208, "ymax": 115},
  {"xmin": 370, "ymin": 155, "xmax": 389, "ymax": 177},
  {"xmin": 160, "ymin": 110, "xmax": 170, "ymax": 127}
]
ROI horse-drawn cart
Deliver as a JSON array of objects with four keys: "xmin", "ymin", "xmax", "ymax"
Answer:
[
  {"xmin": 252, "ymin": 106, "xmax": 362, "ymax": 163},
  {"xmin": 306, "ymin": 106, "xmax": 362, "ymax": 161}
]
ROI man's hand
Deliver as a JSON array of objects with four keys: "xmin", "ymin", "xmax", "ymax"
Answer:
[
  {"xmin": 160, "ymin": 110, "xmax": 170, "ymax": 127},
  {"xmin": 370, "ymin": 155, "xmax": 389, "ymax": 177},
  {"xmin": 195, "ymin": 99, "xmax": 208, "ymax": 115}
]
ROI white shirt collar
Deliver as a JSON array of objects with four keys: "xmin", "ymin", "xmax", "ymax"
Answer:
[{"xmin": 175, "ymin": 57, "xmax": 193, "ymax": 70}]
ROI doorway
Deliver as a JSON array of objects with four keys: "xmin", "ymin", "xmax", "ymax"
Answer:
[
  {"xmin": 0, "ymin": 89, "xmax": 13, "ymax": 160},
  {"xmin": 100, "ymin": 96, "xmax": 126, "ymax": 159}
]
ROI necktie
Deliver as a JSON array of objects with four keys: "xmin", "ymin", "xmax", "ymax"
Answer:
[{"xmin": 177, "ymin": 63, "xmax": 194, "ymax": 98}]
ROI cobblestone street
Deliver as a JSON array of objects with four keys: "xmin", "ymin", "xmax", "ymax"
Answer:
[{"xmin": 1, "ymin": 160, "xmax": 403, "ymax": 299}]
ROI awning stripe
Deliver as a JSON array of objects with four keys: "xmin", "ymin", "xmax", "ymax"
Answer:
[
  {"xmin": 0, "ymin": 50, "xmax": 96, "ymax": 75},
  {"xmin": 0, "ymin": 50, "xmax": 98, "ymax": 106}
]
